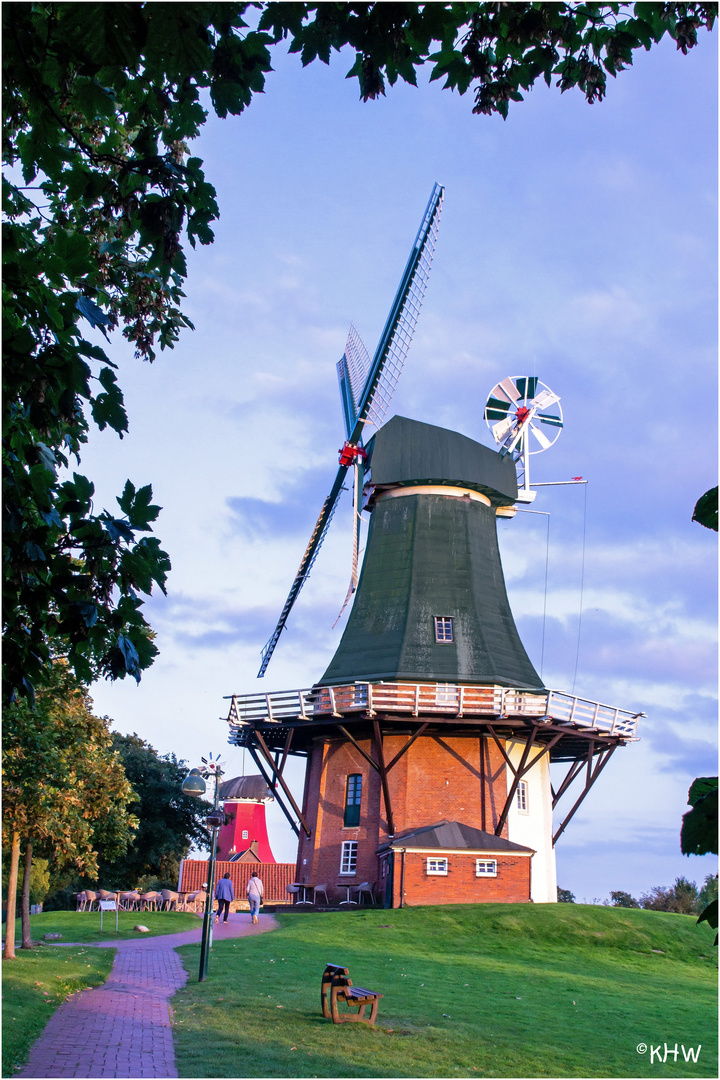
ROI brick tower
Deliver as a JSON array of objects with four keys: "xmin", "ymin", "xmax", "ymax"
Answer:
[{"xmin": 225, "ymin": 416, "xmax": 642, "ymax": 907}]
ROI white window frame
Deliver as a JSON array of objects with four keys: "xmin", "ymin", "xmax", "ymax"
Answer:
[
  {"xmin": 476, "ymin": 859, "xmax": 498, "ymax": 877},
  {"xmin": 241, "ymin": 829, "xmax": 249, "ymax": 839},
  {"xmin": 435, "ymin": 683, "xmax": 458, "ymax": 706},
  {"xmin": 426, "ymin": 857, "xmax": 448, "ymax": 876},
  {"xmin": 516, "ymin": 780, "xmax": 528, "ymax": 813},
  {"xmin": 339, "ymin": 840, "xmax": 358, "ymax": 875},
  {"xmin": 434, "ymin": 616, "xmax": 454, "ymax": 643}
]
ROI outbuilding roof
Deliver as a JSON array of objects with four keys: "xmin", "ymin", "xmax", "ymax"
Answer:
[{"xmin": 377, "ymin": 819, "xmax": 535, "ymax": 855}]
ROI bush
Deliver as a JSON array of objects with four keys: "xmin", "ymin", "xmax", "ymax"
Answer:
[{"xmin": 557, "ymin": 888, "xmax": 575, "ymax": 902}]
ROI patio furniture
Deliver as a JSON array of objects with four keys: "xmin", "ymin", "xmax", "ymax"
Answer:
[
  {"xmin": 351, "ymin": 882, "xmax": 375, "ymax": 906},
  {"xmin": 313, "ymin": 884, "xmax": 330, "ymax": 905}
]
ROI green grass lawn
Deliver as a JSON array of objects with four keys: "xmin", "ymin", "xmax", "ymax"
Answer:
[
  {"xmin": 2, "ymin": 944, "xmax": 114, "ymax": 1077},
  {"xmin": 12, "ymin": 908, "xmax": 201, "ymax": 945},
  {"xmin": 172, "ymin": 904, "xmax": 717, "ymax": 1079}
]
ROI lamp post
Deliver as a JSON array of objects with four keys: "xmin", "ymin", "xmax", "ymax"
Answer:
[{"xmin": 182, "ymin": 758, "xmax": 225, "ymax": 982}]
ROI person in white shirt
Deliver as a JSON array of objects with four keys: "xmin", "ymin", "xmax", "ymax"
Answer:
[{"xmin": 246, "ymin": 871, "xmax": 264, "ymax": 924}]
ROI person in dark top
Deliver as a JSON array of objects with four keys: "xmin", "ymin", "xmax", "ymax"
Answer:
[{"xmin": 215, "ymin": 873, "xmax": 235, "ymax": 922}]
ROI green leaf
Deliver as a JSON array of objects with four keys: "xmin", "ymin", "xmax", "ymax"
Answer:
[{"xmin": 692, "ymin": 486, "xmax": 718, "ymax": 531}]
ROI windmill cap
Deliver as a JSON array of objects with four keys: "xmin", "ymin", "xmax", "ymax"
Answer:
[{"xmin": 365, "ymin": 416, "xmax": 518, "ymax": 507}]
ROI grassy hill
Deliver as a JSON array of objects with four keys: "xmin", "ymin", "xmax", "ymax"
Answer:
[{"xmin": 173, "ymin": 903, "xmax": 717, "ymax": 1078}]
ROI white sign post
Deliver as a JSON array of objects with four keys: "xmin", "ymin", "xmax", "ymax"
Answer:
[{"xmin": 99, "ymin": 899, "xmax": 118, "ymax": 932}]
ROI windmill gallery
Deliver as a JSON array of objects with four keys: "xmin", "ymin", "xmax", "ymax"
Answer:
[{"xmin": 222, "ymin": 186, "xmax": 644, "ymax": 909}]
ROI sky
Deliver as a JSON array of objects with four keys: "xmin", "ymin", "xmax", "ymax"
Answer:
[{"xmin": 81, "ymin": 27, "xmax": 717, "ymax": 903}]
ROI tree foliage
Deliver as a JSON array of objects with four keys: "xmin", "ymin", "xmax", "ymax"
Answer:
[
  {"xmin": 692, "ymin": 486, "xmax": 718, "ymax": 530},
  {"xmin": 95, "ymin": 733, "xmax": 211, "ymax": 889},
  {"xmin": 639, "ymin": 875, "xmax": 701, "ymax": 914},
  {"xmin": 610, "ymin": 889, "xmax": 640, "ymax": 907},
  {"xmin": 2, "ymin": 661, "xmax": 137, "ymax": 871},
  {"xmin": 3, "ymin": 3, "xmax": 715, "ymax": 703},
  {"xmin": 2, "ymin": 660, "xmax": 136, "ymax": 956}
]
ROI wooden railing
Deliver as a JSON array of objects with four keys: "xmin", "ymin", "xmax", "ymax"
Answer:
[{"xmin": 226, "ymin": 683, "xmax": 642, "ymax": 739}]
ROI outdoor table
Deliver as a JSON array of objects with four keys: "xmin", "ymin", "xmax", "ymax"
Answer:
[
  {"xmin": 291, "ymin": 883, "xmax": 314, "ymax": 904},
  {"xmin": 335, "ymin": 883, "xmax": 358, "ymax": 905}
]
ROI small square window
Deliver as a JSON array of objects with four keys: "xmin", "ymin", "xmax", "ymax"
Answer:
[
  {"xmin": 476, "ymin": 859, "xmax": 497, "ymax": 877},
  {"xmin": 340, "ymin": 841, "xmax": 357, "ymax": 875},
  {"xmin": 241, "ymin": 830, "xmax": 248, "ymax": 839},
  {"xmin": 426, "ymin": 857, "xmax": 448, "ymax": 875},
  {"xmin": 516, "ymin": 781, "xmax": 528, "ymax": 813},
  {"xmin": 434, "ymin": 616, "xmax": 454, "ymax": 643}
]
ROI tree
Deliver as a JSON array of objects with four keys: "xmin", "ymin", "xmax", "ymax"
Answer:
[
  {"xmin": 95, "ymin": 734, "xmax": 211, "ymax": 889},
  {"xmin": 639, "ymin": 876, "xmax": 700, "ymax": 914},
  {"xmin": 681, "ymin": 776, "xmax": 718, "ymax": 938},
  {"xmin": 557, "ymin": 887, "xmax": 576, "ymax": 902},
  {"xmin": 610, "ymin": 889, "xmax": 639, "ymax": 907},
  {"xmin": 2, "ymin": 661, "xmax": 136, "ymax": 958},
  {"xmin": 3, "ymin": 2, "xmax": 715, "ymax": 704}
]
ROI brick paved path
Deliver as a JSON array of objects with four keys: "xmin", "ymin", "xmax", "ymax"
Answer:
[{"xmin": 17, "ymin": 913, "xmax": 278, "ymax": 1079}]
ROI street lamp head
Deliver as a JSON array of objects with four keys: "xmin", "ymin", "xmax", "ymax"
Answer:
[{"xmin": 182, "ymin": 768, "xmax": 207, "ymax": 797}]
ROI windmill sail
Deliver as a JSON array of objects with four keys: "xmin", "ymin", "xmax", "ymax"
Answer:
[{"xmin": 258, "ymin": 183, "xmax": 444, "ymax": 677}]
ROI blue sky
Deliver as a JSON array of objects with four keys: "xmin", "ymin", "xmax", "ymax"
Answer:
[{"xmin": 83, "ymin": 29, "xmax": 717, "ymax": 901}]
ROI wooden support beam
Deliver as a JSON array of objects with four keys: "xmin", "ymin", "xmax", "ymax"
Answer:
[
  {"xmin": 495, "ymin": 728, "xmax": 538, "ymax": 836},
  {"xmin": 486, "ymin": 724, "xmax": 516, "ymax": 773},
  {"xmin": 480, "ymin": 736, "xmax": 487, "ymax": 833},
  {"xmin": 373, "ymin": 720, "xmax": 395, "ymax": 838},
  {"xmin": 552, "ymin": 757, "xmax": 586, "ymax": 809},
  {"xmin": 278, "ymin": 728, "xmax": 294, "ymax": 776},
  {"xmin": 553, "ymin": 746, "xmax": 617, "ymax": 845},
  {"xmin": 253, "ymin": 730, "xmax": 312, "ymax": 838},
  {"xmin": 337, "ymin": 725, "xmax": 380, "ymax": 773},
  {"xmin": 246, "ymin": 744, "xmax": 299, "ymax": 838},
  {"xmin": 385, "ymin": 723, "xmax": 429, "ymax": 772}
]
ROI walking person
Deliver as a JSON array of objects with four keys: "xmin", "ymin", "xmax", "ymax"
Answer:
[
  {"xmin": 215, "ymin": 873, "xmax": 234, "ymax": 923},
  {"xmin": 246, "ymin": 871, "xmax": 264, "ymax": 924}
]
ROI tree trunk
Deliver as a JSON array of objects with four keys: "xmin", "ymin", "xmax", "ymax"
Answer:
[
  {"xmin": 2, "ymin": 830, "xmax": 21, "ymax": 960},
  {"xmin": 20, "ymin": 839, "xmax": 33, "ymax": 949}
]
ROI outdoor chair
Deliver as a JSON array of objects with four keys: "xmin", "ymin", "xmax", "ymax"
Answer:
[
  {"xmin": 118, "ymin": 891, "xmax": 140, "ymax": 911},
  {"xmin": 83, "ymin": 889, "xmax": 98, "ymax": 911},
  {"xmin": 138, "ymin": 891, "xmax": 159, "ymax": 911},
  {"xmin": 98, "ymin": 889, "xmax": 117, "ymax": 903},
  {"xmin": 184, "ymin": 890, "xmax": 206, "ymax": 912},
  {"xmin": 313, "ymin": 884, "xmax": 329, "ymax": 905},
  {"xmin": 75, "ymin": 891, "xmax": 88, "ymax": 912},
  {"xmin": 286, "ymin": 884, "xmax": 300, "ymax": 904},
  {"xmin": 351, "ymin": 882, "xmax": 375, "ymax": 906},
  {"xmin": 161, "ymin": 890, "xmax": 179, "ymax": 911}
]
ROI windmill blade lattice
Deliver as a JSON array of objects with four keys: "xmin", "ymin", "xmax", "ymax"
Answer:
[{"xmin": 258, "ymin": 183, "xmax": 444, "ymax": 677}]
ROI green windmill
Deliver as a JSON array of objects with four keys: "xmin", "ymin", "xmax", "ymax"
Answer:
[{"xmin": 227, "ymin": 186, "xmax": 643, "ymax": 908}]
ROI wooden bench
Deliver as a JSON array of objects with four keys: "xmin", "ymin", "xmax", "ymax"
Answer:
[{"xmin": 321, "ymin": 963, "xmax": 383, "ymax": 1025}]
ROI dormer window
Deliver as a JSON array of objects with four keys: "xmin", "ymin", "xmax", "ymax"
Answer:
[{"xmin": 434, "ymin": 616, "xmax": 454, "ymax": 643}]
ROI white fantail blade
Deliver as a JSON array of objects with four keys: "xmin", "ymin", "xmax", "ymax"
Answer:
[
  {"xmin": 498, "ymin": 376, "xmax": 521, "ymax": 403},
  {"xmin": 492, "ymin": 416, "xmax": 515, "ymax": 443},
  {"xmin": 529, "ymin": 421, "xmax": 552, "ymax": 450},
  {"xmin": 532, "ymin": 388, "xmax": 560, "ymax": 410}
]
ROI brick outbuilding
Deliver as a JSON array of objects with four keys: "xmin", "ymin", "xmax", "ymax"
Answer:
[{"xmin": 377, "ymin": 820, "xmax": 534, "ymax": 907}]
